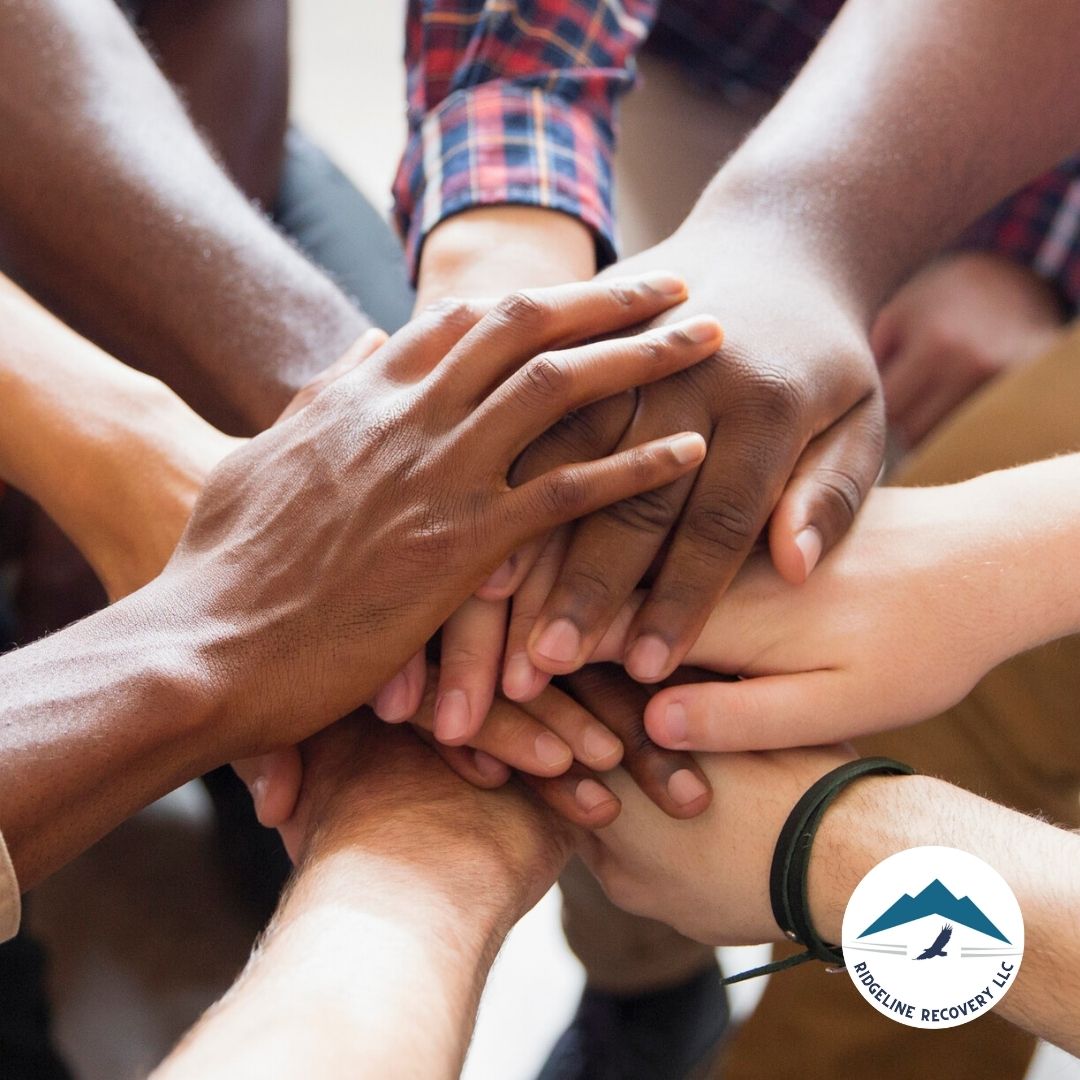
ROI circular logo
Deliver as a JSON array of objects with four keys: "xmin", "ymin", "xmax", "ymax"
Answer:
[{"xmin": 841, "ymin": 845, "xmax": 1024, "ymax": 1029}]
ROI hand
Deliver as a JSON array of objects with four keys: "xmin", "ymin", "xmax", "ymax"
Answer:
[
  {"xmin": 242, "ymin": 673, "xmax": 628, "ymax": 835},
  {"xmin": 555, "ymin": 665, "xmax": 713, "ymax": 817},
  {"xmin": 592, "ymin": 483, "xmax": 1024, "ymax": 751},
  {"xmin": 872, "ymin": 252, "xmax": 1064, "ymax": 448},
  {"xmin": 580, "ymin": 744, "xmax": 852, "ymax": 945},
  {"xmin": 273, "ymin": 713, "xmax": 576, "ymax": 924},
  {"xmin": 498, "ymin": 217, "xmax": 885, "ymax": 689},
  {"xmin": 157, "ymin": 277, "xmax": 716, "ymax": 761}
]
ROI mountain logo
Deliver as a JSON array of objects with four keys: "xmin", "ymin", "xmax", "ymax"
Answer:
[
  {"xmin": 858, "ymin": 878, "xmax": 1010, "ymax": 943},
  {"xmin": 841, "ymin": 846, "xmax": 1024, "ymax": 1030}
]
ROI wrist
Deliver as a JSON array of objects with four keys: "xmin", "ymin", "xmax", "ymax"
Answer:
[
  {"xmin": 416, "ymin": 206, "xmax": 596, "ymax": 308},
  {"xmin": 807, "ymin": 774, "xmax": 945, "ymax": 943},
  {"xmin": 284, "ymin": 845, "xmax": 511, "ymax": 974},
  {"xmin": 79, "ymin": 380, "xmax": 235, "ymax": 600}
]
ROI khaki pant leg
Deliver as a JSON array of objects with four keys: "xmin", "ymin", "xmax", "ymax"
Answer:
[{"xmin": 715, "ymin": 324, "xmax": 1080, "ymax": 1079}]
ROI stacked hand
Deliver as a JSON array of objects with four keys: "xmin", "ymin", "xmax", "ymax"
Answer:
[
  {"xmin": 385, "ymin": 214, "xmax": 886, "ymax": 799},
  {"xmin": 81, "ymin": 276, "xmax": 726, "ymax": 823}
]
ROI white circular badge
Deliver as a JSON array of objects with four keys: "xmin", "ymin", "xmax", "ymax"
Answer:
[{"xmin": 841, "ymin": 845, "xmax": 1024, "ymax": 1029}]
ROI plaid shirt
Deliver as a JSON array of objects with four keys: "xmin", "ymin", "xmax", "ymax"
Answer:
[{"xmin": 394, "ymin": 0, "xmax": 1080, "ymax": 311}]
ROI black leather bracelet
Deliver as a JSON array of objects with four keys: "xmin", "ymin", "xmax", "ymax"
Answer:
[{"xmin": 723, "ymin": 756, "xmax": 915, "ymax": 987}]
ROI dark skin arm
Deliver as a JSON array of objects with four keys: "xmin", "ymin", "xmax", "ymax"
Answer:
[
  {"xmin": 489, "ymin": 0, "xmax": 1080, "ymax": 687},
  {"xmin": 0, "ymin": 0, "xmax": 363, "ymax": 433},
  {"xmin": 137, "ymin": 0, "xmax": 290, "ymax": 208}
]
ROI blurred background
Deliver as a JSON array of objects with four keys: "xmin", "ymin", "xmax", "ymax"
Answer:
[{"xmin": 25, "ymin": 2, "xmax": 1079, "ymax": 1078}]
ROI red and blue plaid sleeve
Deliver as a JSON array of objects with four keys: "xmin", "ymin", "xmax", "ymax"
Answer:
[
  {"xmin": 958, "ymin": 155, "xmax": 1080, "ymax": 313},
  {"xmin": 393, "ymin": 0, "xmax": 660, "ymax": 280}
]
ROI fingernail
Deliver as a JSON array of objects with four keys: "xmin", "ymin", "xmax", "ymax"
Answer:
[
  {"xmin": 473, "ymin": 750, "xmax": 509, "ymax": 783},
  {"xmin": 661, "ymin": 701, "xmax": 689, "ymax": 744},
  {"xmin": 626, "ymin": 634, "xmax": 671, "ymax": 681},
  {"xmin": 373, "ymin": 672, "xmax": 410, "ymax": 722},
  {"xmin": 667, "ymin": 768, "xmax": 708, "ymax": 807},
  {"xmin": 532, "ymin": 618, "xmax": 582, "ymax": 666},
  {"xmin": 249, "ymin": 775, "xmax": 267, "ymax": 807},
  {"xmin": 535, "ymin": 731, "xmax": 572, "ymax": 769},
  {"xmin": 677, "ymin": 315, "xmax": 723, "ymax": 343},
  {"xmin": 503, "ymin": 652, "xmax": 537, "ymax": 699},
  {"xmin": 795, "ymin": 526, "xmax": 823, "ymax": 579},
  {"xmin": 639, "ymin": 272, "xmax": 686, "ymax": 297},
  {"xmin": 668, "ymin": 432, "xmax": 706, "ymax": 465},
  {"xmin": 484, "ymin": 556, "xmax": 516, "ymax": 594},
  {"xmin": 434, "ymin": 690, "xmax": 471, "ymax": 743},
  {"xmin": 583, "ymin": 726, "xmax": 623, "ymax": 765},
  {"xmin": 576, "ymin": 778, "xmax": 615, "ymax": 813}
]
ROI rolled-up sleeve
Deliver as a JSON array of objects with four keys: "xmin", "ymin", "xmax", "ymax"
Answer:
[
  {"xmin": 393, "ymin": 0, "xmax": 660, "ymax": 278},
  {"xmin": 0, "ymin": 827, "xmax": 21, "ymax": 944}
]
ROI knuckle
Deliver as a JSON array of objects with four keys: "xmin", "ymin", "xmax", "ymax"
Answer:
[
  {"xmin": 521, "ymin": 354, "xmax": 570, "ymax": 402},
  {"xmin": 685, "ymin": 495, "xmax": 759, "ymax": 554},
  {"xmin": 734, "ymin": 367, "xmax": 807, "ymax": 427},
  {"xmin": 559, "ymin": 565, "xmax": 618, "ymax": 614},
  {"xmin": 420, "ymin": 297, "xmax": 479, "ymax": 334},
  {"xmin": 608, "ymin": 282, "xmax": 637, "ymax": 306},
  {"xmin": 494, "ymin": 289, "xmax": 546, "ymax": 328},
  {"xmin": 539, "ymin": 469, "xmax": 588, "ymax": 518},
  {"xmin": 810, "ymin": 467, "xmax": 864, "ymax": 529},
  {"xmin": 401, "ymin": 503, "xmax": 464, "ymax": 561},
  {"xmin": 603, "ymin": 484, "xmax": 680, "ymax": 534},
  {"xmin": 640, "ymin": 333, "xmax": 670, "ymax": 368}
]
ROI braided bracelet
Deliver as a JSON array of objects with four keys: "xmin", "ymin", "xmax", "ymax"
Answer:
[{"xmin": 723, "ymin": 756, "xmax": 916, "ymax": 986}]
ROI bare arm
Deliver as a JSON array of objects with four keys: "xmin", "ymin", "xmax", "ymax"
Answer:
[
  {"xmin": 704, "ymin": 0, "xmax": 1080, "ymax": 313},
  {"xmin": 0, "ymin": 274, "xmax": 239, "ymax": 601},
  {"xmin": 0, "ymin": 0, "xmax": 366, "ymax": 432},
  {"xmin": 0, "ymin": 275, "xmax": 710, "ymax": 893},
  {"xmin": 811, "ymin": 776, "xmax": 1080, "ymax": 1055},
  {"xmin": 584, "ymin": 758, "xmax": 1080, "ymax": 1055},
  {"xmin": 154, "ymin": 719, "xmax": 572, "ymax": 1080}
]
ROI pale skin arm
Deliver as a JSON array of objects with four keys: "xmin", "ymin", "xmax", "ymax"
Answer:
[
  {"xmin": 0, "ymin": 274, "xmax": 240, "ymax": 601},
  {"xmin": 154, "ymin": 719, "xmax": 573, "ymax": 1080},
  {"xmin": 587, "ymin": 453, "xmax": 1080, "ymax": 750},
  {"xmin": 811, "ymin": 776, "xmax": 1080, "ymax": 1055},
  {"xmin": 583, "ymin": 757, "xmax": 1080, "ymax": 1055},
  {"xmin": 151, "ymin": 849, "xmax": 509, "ymax": 1080}
]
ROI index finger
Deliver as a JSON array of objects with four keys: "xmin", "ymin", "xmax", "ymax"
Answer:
[{"xmin": 621, "ymin": 419, "xmax": 800, "ymax": 683}]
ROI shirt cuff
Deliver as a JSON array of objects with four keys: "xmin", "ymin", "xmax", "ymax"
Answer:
[
  {"xmin": 394, "ymin": 82, "xmax": 618, "ymax": 282},
  {"xmin": 956, "ymin": 159, "xmax": 1080, "ymax": 314},
  {"xmin": 0, "ymin": 827, "xmax": 21, "ymax": 944}
]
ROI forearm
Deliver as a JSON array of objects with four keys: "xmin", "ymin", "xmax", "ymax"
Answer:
[
  {"xmin": 0, "ymin": 581, "xmax": 219, "ymax": 889},
  {"xmin": 694, "ymin": 0, "xmax": 1080, "ymax": 318},
  {"xmin": 154, "ymin": 847, "xmax": 513, "ymax": 1080},
  {"xmin": 968, "ymin": 453, "xmax": 1080, "ymax": 652},
  {"xmin": 0, "ymin": 276, "xmax": 231, "ymax": 599},
  {"xmin": 137, "ymin": 0, "xmax": 289, "ymax": 207},
  {"xmin": 416, "ymin": 206, "xmax": 596, "ymax": 308},
  {"xmin": 0, "ymin": 0, "xmax": 365, "ymax": 432},
  {"xmin": 811, "ymin": 775, "xmax": 1080, "ymax": 1054}
]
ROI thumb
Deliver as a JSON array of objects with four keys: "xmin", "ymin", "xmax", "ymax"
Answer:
[
  {"xmin": 232, "ymin": 747, "xmax": 304, "ymax": 828},
  {"xmin": 643, "ymin": 671, "xmax": 846, "ymax": 752}
]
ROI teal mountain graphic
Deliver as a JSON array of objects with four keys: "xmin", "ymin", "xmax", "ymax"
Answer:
[{"xmin": 858, "ymin": 879, "xmax": 1009, "ymax": 943}]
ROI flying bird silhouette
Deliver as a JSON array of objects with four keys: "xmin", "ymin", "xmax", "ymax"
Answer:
[{"xmin": 915, "ymin": 923, "xmax": 953, "ymax": 960}]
